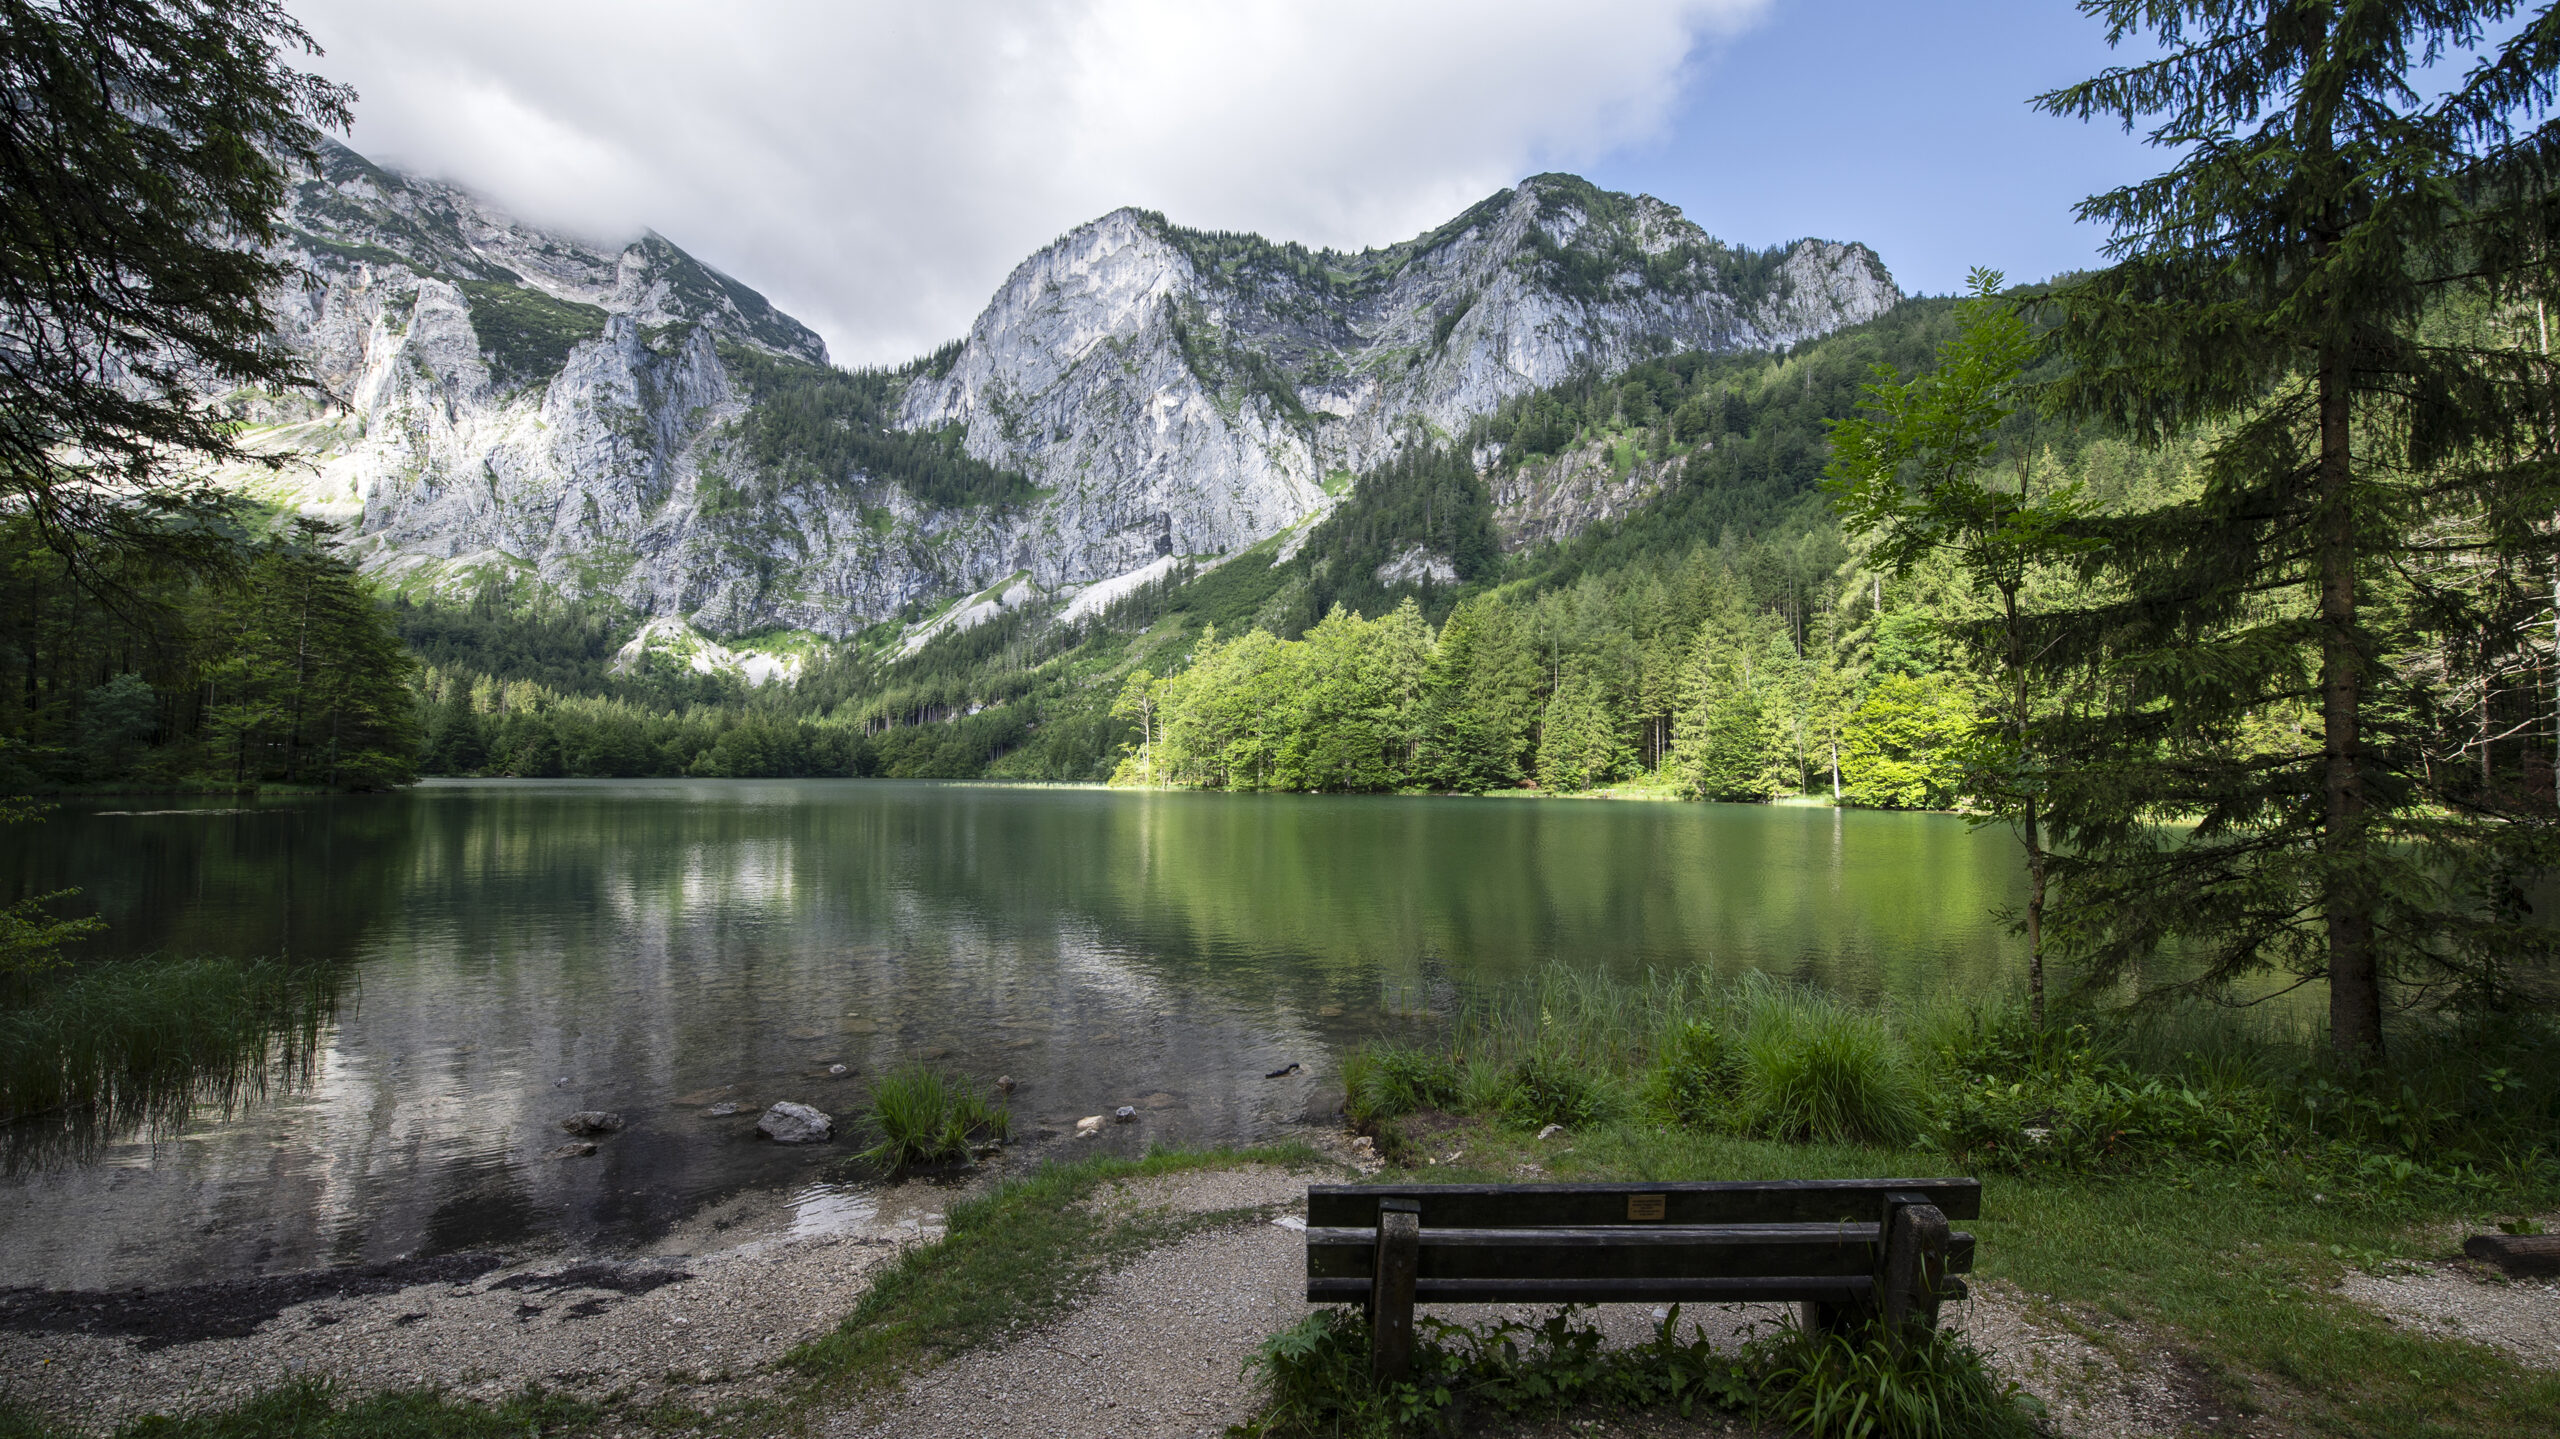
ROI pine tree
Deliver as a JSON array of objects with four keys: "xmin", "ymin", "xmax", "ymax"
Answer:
[{"xmin": 2034, "ymin": 2, "xmax": 2560, "ymax": 1052}]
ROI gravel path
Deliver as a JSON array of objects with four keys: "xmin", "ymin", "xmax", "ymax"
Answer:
[{"xmin": 2338, "ymin": 1266, "xmax": 2560, "ymax": 1370}]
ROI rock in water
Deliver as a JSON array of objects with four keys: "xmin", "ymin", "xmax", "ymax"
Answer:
[
  {"xmin": 1113, "ymin": 1106, "xmax": 1137, "ymax": 1123},
  {"xmin": 547, "ymin": 1141, "xmax": 597, "ymax": 1159},
  {"xmin": 704, "ymin": 1102, "xmax": 742, "ymax": 1118},
  {"xmin": 1075, "ymin": 1115, "xmax": 1105, "ymax": 1136},
  {"xmin": 827, "ymin": 1063, "xmax": 849, "ymax": 1076},
  {"xmin": 995, "ymin": 1075, "xmax": 1015, "ymax": 1093},
  {"xmin": 559, "ymin": 1111, "xmax": 624, "ymax": 1135},
  {"xmin": 758, "ymin": 1101, "xmax": 834, "ymax": 1144}
]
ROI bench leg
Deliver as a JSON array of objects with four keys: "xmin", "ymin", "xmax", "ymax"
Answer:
[
  {"xmin": 1880, "ymin": 1199, "xmax": 1951, "ymax": 1341},
  {"xmin": 1369, "ymin": 1206, "xmax": 1419, "ymax": 1384},
  {"xmin": 1799, "ymin": 1296, "xmax": 1874, "ymax": 1338}
]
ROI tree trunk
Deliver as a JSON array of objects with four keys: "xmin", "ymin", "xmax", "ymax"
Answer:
[
  {"xmin": 2025, "ymin": 797, "xmax": 2047, "ymax": 1031},
  {"xmin": 2317, "ymin": 347, "xmax": 2383, "ymax": 1057}
]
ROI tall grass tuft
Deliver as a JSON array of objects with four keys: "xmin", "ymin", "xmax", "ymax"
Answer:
[
  {"xmin": 1737, "ymin": 981, "xmax": 1923, "ymax": 1146},
  {"xmin": 0, "ymin": 952, "xmax": 340, "ymax": 1172},
  {"xmin": 1748, "ymin": 1317, "xmax": 2045, "ymax": 1439},
  {"xmin": 1343, "ymin": 1045, "xmax": 1463, "ymax": 1126},
  {"xmin": 860, "ymin": 1064, "xmax": 1009, "ymax": 1170}
]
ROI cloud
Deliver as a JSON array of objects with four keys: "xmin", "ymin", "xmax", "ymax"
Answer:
[{"xmin": 291, "ymin": 0, "xmax": 1770, "ymax": 366}]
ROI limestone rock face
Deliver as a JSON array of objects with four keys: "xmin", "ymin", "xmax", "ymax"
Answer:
[
  {"xmin": 902, "ymin": 177, "xmax": 1899, "ymax": 589},
  {"xmin": 246, "ymin": 146, "xmax": 1898, "ymax": 641}
]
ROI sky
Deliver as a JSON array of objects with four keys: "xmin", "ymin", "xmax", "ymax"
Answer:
[{"xmin": 292, "ymin": 0, "xmax": 2167, "ymax": 368}]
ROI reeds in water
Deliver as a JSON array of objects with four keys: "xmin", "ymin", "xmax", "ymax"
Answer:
[{"xmin": 0, "ymin": 953, "xmax": 341, "ymax": 1171}]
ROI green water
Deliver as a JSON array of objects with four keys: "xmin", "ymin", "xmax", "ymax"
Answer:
[{"xmin": 0, "ymin": 780, "xmax": 2027, "ymax": 1286}]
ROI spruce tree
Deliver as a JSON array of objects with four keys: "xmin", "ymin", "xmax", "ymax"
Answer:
[
  {"xmin": 2035, "ymin": 2, "xmax": 2560, "ymax": 1053},
  {"xmin": 1, "ymin": 1, "xmax": 354, "ymax": 571}
]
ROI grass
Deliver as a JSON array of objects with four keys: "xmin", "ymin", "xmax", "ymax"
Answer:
[
  {"xmin": 1238, "ymin": 1302, "xmax": 2038, "ymax": 1439},
  {"xmin": 785, "ymin": 1143, "xmax": 1318, "ymax": 1400},
  {"xmin": 1306, "ymin": 964, "xmax": 2560, "ymax": 1436},
  {"xmin": 856, "ymin": 1064, "xmax": 1009, "ymax": 1170},
  {"xmin": 1314, "ymin": 1106, "xmax": 2560, "ymax": 1438}
]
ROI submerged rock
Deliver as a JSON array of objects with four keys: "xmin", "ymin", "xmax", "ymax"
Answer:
[
  {"xmin": 703, "ymin": 1102, "xmax": 741, "ymax": 1118},
  {"xmin": 758, "ymin": 1101, "xmax": 833, "ymax": 1144},
  {"xmin": 547, "ymin": 1141, "xmax": 596, "ymax": 1159},
  {"xmin": 559, "ymin": 1112, "xmax": 624, "ymax": 1136}
]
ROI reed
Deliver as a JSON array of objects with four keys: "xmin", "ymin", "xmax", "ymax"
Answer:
[{"xmin": 0, "ymin": 952, "xmax": 340, "ymax": 1171}]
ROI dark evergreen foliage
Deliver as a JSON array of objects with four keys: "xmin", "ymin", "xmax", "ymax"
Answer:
[
  {"xmin": 453, "ymin": 281, "xmax": 608, "ymax": 387},
  {"xmin": 0, "ymin": 0, "xmax": 353, "ymax": 570},
  {"xmin": 719, "ymin": 344, "xmax": 1037, "ymax": 511}
]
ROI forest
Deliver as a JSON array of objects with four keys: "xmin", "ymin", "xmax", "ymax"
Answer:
[{"xmin": 0, "ymin": 515, "xmax": 419, "ymax": 792}]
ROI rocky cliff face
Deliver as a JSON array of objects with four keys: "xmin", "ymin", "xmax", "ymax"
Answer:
[
  {"xmin": 903, "ymin": 176, "xmax": 1898, "ymax": 590},
  {"xmin": 247, "ymin": 146, "xmax": 1897, "ymax": 640}
]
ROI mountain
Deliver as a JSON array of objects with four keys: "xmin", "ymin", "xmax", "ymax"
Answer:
[{"xmin": 238, "ymin": 142, "xmax": 1899, "ymax": 642}]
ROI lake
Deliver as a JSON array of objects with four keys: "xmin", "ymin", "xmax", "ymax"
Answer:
[{"xmin": 0, "ymin": 780, "xmax": 2027, "ymax": 1287}]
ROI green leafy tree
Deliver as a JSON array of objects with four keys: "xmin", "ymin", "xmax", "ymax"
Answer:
[
  {"xmin": 2033, "ymin": 1, "xmax": 2560, "ymax": 1052},
  {"xmin": 1840, "ymin": 673, "xmax": 1975, "ymax": 810},
  {"xmin": 1828, "ymin": 268, "xmax": 2082, "ymax": 1023},
  {"xmin": 1109, "ymin": 668, "xmax": 1160, "ymax": 785},
  {"xmin": 0, "ymin": 0, "xmax": 354, "ymax": 571}
]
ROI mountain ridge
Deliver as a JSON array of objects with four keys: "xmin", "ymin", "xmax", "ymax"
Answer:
[{"xmin": 236, "ymin": 143, "xmax": 1899, "ymax": 645}]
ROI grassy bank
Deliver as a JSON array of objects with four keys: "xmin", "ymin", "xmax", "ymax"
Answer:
[{"xmin": 1310, "ymin": 967, "xmax": 2560, "ymax": 1438}]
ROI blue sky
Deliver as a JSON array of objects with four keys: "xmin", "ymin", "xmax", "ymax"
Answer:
[{"xmin": 1592, "ymin": 0, "xmax": 2163, "ymax": 298}]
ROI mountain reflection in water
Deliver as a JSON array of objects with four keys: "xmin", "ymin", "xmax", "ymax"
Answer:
[{"xmin": 0, "ymin": 779, "xmax": 2024, "ymax": 1287}]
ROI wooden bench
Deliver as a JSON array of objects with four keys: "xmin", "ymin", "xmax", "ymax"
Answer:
[{"xmin": 1305, "ymin": 1179, "xmax": 1979, "ymax": 1380}]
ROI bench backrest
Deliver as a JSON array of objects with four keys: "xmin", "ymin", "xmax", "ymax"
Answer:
[{"xmin": 1305, "ymin": 1178, "xmax": 1981, "ymax": 1230}]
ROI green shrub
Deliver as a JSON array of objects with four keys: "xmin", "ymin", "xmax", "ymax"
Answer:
[
  {"xmin": 1499, "ymin": 1047, "xmax": 1617, "ymax": 1131},
  {"xmin": 861, "ymin": 1065, "xmax": 1008, "ymax": 1170},
  {"xmin": 1645, "ymin": 1019, "xmax": 1738, "ymax": 1126},
  {"xmin": 1739, "ymin": 987, "xmax": 1921, "ymax": 1146},
  {"xmin": 1345, "ymin": 1044, "xmax": 1463, "ymax": 1125}
]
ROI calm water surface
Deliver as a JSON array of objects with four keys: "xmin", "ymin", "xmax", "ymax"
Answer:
[{"xmin": 0, "ymin": 780, "xmax": 2025, "ymax": 1287}]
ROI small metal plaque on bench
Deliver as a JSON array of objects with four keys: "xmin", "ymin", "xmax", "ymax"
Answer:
[{"xmin": 1626, "ymin": 1193, "xmax": 1667, "ymax": 1221}]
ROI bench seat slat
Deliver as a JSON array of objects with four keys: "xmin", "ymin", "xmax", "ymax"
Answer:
[
  {"xmin": 1307, "ymin": 1179, "xmax": 1980, "ymax": 1228},
  {"xmin": 1308, "ymin": 1275, "xmax": 1973, "ymax": 1305},
  {"xmin": 1309, "ymin": 1225, "xmax": 1975, "ymax": 1283}
]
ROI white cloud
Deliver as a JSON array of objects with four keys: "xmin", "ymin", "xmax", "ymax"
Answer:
[{"xmin": 293, "ymin": 0, "xmax": 1771, "ymax": 365}]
